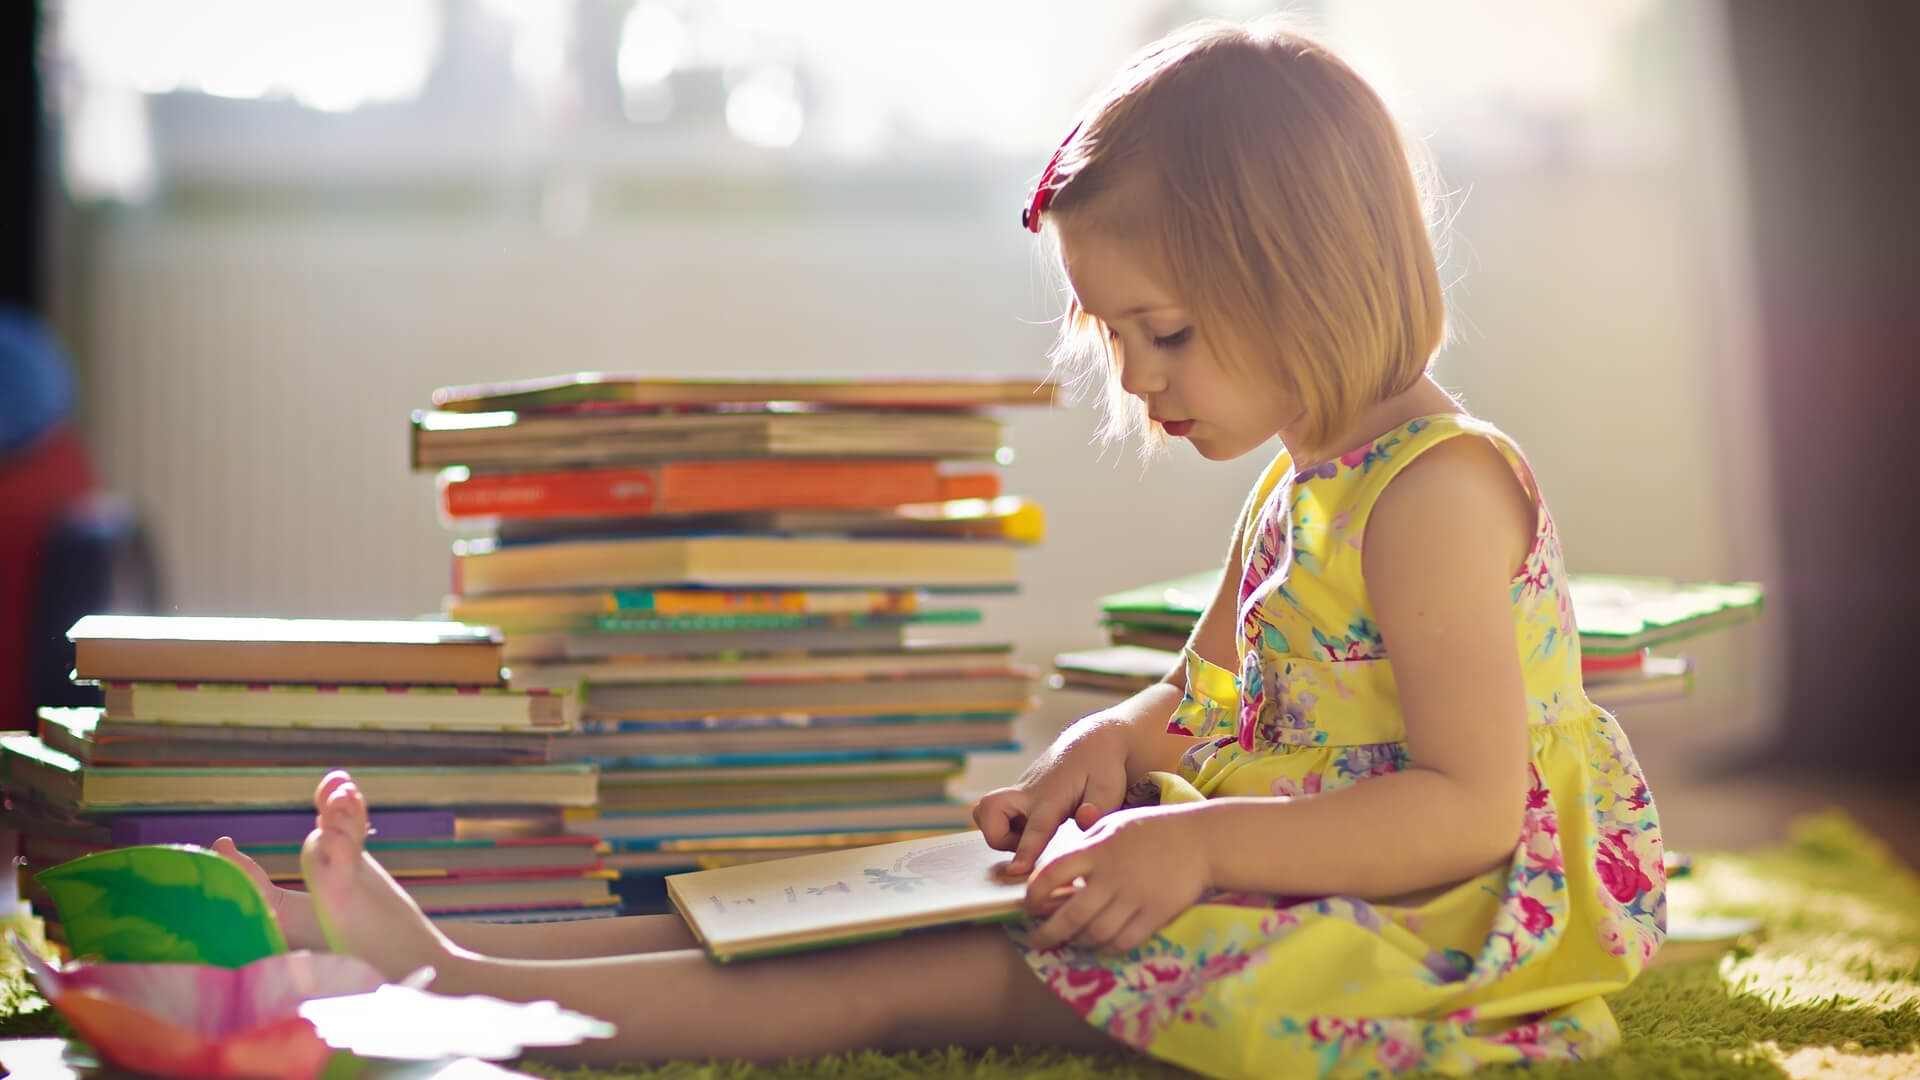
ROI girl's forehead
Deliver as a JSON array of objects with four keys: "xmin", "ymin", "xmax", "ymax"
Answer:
[{"xmin": 1061, "ymin": 230, "xmax": 1184, "ymax": 320}]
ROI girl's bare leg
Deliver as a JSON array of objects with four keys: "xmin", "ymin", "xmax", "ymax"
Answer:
[
  {"xmin": 301, "ymin": 772, "xmax": 1121, "ymax": 1065},
  {"xmin": 212, "ymin": 834, "xmax": 697, "ymax": 958}
]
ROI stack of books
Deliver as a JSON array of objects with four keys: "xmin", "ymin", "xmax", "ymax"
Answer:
[
  {"xmin": 0, "ymin": 614, "xmax": 614, "ymax": 945},
  {"xmin": 413, "ymin": 373, "xmax": 1053, "ymax": 911},
  {"xmin": 1053, "ymin": 571, "xmax": 1765, "ymax": 711}
]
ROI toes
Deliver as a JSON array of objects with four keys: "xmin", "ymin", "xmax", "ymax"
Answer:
[
  {"xmin": 319, "ymin": 779, "xmax": 371, "ymax": 845},
  {"xmin": 315, "ymin": 769, "xmax": 354, "ymax": 815}
]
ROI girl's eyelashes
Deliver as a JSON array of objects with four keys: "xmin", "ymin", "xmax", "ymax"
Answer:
[{"xmin": 1151, "ymin": 327, "xmax": 1194, "ymax": 349}]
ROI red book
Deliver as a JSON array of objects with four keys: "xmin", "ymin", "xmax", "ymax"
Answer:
[{"xmin": 442, "ymin": 459, "xmax": 952, "ymax": 522}]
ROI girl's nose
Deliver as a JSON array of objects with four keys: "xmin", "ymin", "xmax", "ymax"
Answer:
[{"xmin": 1117, "ymin": 350, "xmax": 1168, "ymax": 398}]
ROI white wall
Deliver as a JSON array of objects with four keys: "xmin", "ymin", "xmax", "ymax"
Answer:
[{"xmin": 73, "ymin": 156, "xmax": 1778, "ymax": 758}]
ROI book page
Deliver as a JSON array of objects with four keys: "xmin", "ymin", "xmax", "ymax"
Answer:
[{"xmin": 670, "ymin": 825, "xmax": 1084, "ymax": 954}]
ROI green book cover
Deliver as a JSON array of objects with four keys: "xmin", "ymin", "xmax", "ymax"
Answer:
[{"xmin": 1093, "ymin": 570, "xmax": 1763, "ymax": 656}]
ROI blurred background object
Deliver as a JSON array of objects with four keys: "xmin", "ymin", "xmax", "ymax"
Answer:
[{"xmin": 3, "ymin": 0, "xmax": 1915, "ymax": 812}]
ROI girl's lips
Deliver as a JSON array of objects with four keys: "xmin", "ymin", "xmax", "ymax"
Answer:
[{"xmin": 1161, "ymin": 419, "xmax": 1196, "ymax": 437}]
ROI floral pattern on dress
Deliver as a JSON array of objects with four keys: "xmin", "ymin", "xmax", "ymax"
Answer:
[{"xmin": 1013, "ymin": 415, "xmax": 1667, "ymax": 1080}]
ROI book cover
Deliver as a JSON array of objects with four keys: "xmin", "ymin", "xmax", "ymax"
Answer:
[
  {"xmin": 566, "ymin": 800, "xmax": 975, "ymax": 843},
  {"xmin": 68, "ymin": 615, "xmax": 505, "ymax": 687},
  {"xmin": 91, "ymin": 682, "xmax": 572, "ymax": 731},
  {"xmin": 589, "ymin": 609, "xmax": 979, "ymax": 636},
  {"xmin": 440, "ymin": 459, "xmax": 946, "ymax": 522},
  {"xmin": 0, "ymin": 734, "xmax": 597, "ymax": 811},
  {"xmin": 553, "ymin": 717, "xmax": 1018, "ymax": 762},
  {"xmin": 582, "ymin": 668, "xmax": 1034, "ymax": 718},
  {"xmin": 667, "ymin": 825, "xmax": 1083, "ymax": 962},
  {"xmin": 428, "ymin": 373, "xmax": 1059, "ymax": 413},
  {"xmin": 410, "ymin": 409, "xmax": 1006, "ymax": 472},
  {"xmin": 451, "ymin": 534, "xmax": 1019, "ymax": 595},
  {"xmin": 494, "ymin": 496, "xmax": 1045, "ymax": 548},
  {"xmin": 1568, "ymin": 576, "xmax": 1765, "ymax": 655},
  {"xmin": 507, "ymin": 645, "xmax": 1017, "ymax": 692}
]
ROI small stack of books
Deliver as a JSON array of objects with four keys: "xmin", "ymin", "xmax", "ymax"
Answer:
[
  {"xmin": 0, "ymin": 614, "xmax": 615, "ymax": 944},
  {"xmin": 413, "ymin": 373, "xmax": 1053, "ymax": 911},
  {"xmin": 1053, "ymin": 571, "xmax": 1765, "ymax": 711}
]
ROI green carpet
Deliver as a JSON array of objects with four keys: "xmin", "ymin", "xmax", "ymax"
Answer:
[{"xmin": 5, "ymin": 811, "xmax": 1917, "ymax": 1079}]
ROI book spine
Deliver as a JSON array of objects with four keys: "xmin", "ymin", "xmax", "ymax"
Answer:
[
  {"xmin": 611, "ymin": 589, "xmax": 917, "ymax": 617},
  {"xmin": 444, "ymin": 465, "xmax": 662, "ymax": 520},
  {"xmin": 443, "ymin": 460, "xmax": 947, "ymax": 521},
  {"xmin": 590, "ymin": 610, "xmax": 979, "ymax": 634}
]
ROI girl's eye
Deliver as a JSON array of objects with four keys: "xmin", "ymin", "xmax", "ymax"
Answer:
[{"xmin": 1152, "ymin": 327, "xmax": 1194, "ymax": 349}]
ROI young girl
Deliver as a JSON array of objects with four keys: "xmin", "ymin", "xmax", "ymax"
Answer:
[{"xmin": 219, "ymin": 17, "xmax": 1665, "ymax": 1078}]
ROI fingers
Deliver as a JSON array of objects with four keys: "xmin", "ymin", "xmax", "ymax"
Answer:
[
  {"xmin": 1073, "ymin": 801, "xmax": 1105, "ymax": 830},
  {"xmin": 1025, "ymin": 849, "xmax": 1089, "ymax": 912},
  {"xmin": 1071, "ymin": 898, "xmax": 1139, "ymax": 951},
  {"xmin": 1029, "ymin": 884, "xmax": 1114, "ymax": 950},
  {"xmin": 1008, "ymin": 805, "xmax": 1068, "ymax": 876},
  {"xmin": 1078, "ymin": 771, "xmax": 1128, "ymax": 827},
  {"xmin": 1106, "ymin": 909, "xmax": 1165, "ymax": 955},
  {"xmin": 973, "ymin": 790, "xmax": 1028, "ymax": 853}
]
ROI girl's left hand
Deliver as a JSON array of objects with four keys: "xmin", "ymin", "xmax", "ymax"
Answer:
[{"xmin": 1023, "ymin": 803, "xmax": 1212, "ymax": 953}]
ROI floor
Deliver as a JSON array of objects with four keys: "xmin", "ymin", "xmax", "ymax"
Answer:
[{"xmin": 961, "ymin": 687, "xmax": 1920, "ymax": 871}]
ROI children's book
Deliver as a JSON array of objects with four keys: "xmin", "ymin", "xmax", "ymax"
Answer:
[
  {"xmin": 667, "ymin": 825, "xmax": 1082, "ymax": 962},
  {"xmin": 494, "ymin": 496, "xmax": 1045, "ymax": 548},
  {"xmin": 90, "ymin": 682, "xmax": 571, "ymax": 730},
  {"xmin": 429, "ymin": 373, "xmax": 1059, "ymax": 413},
  {"xmin": 410, "ymin": 409, "xmax": 1005, "ymax": 471},
  {"xmin": 582, "ymin": 667, "xmax": 1034, "ymax": 719},
  {"xmin": 507, "ymin": 644, "xmax": 1017, "ymax": 691},
  {"xmin": 67, "ymin": 614, "xmax": 505, "ymax": 687},
  {"xmin": 1095, "ymin": 571, "xmax": 1764, "ymax": 657},
  {"xmin": 1051, "ymin": 645, "xmax": 1182, "ymax": 695},
  {"xmin": 451, "ymin": 587, "xmax": 920, "ymax": 626},
  {"xmin": 452, "ymin": 534, "xmax": 1018, "ymax": 595},
  {"xmin": 39, "ymin": 707, "xmax": 553, "ymax": 767},
  {"xmin": 1584, "ymin": 655, "xmax": 1694, "ymax": 710},
  {"xmin": 0, "ymin": 734, "xmax": 596, "ymax": 811},
  {"xmin": 568, "ymin": 799, "xmax": 976, "ymax": 844},
  {"xmin": 553, "ymin": 715, "xmax": 1018, "ymax": 761},
  {"xmin": 440, "ymin": 459, "xmax": 947, "ymax": 522},
  {"xmin": 1568, "ymin": 576, "xmax": 1765, "ymax": 655}
]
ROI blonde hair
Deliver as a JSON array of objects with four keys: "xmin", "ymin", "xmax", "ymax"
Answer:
[{"xmin": 1041, "ymin": 17, "xmax": 1447, "ymax": 458}]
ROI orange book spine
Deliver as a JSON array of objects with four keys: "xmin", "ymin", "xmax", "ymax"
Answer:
[
  {"xmin": 935, "ymin": 472, "xmax": 1001, "ymax": 501},
  {"xmin": 443, "ymin": 460, "xmax": 946, "ymax": 521}
]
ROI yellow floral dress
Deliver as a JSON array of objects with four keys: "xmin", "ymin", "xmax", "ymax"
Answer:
[{"xmin": 1009, "ymin": 414, "xmax": 1666, "ymax": 1078}]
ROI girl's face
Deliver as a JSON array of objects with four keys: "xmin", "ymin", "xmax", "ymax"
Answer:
[{"xmin": 1057, "ymin": 219, "xmax": 1290, "ymax": 462}]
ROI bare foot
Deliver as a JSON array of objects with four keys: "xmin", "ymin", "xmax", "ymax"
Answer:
[
  {"xmin": 301, "ymin": 769, "xmax": 455, "ymax": 982},
  {"xmin": 210, "ymin": 835, "xmax": 329, "ymax": 951}
]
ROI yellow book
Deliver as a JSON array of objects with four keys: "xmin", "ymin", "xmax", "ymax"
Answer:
[{"xmin": 666, "ymin": 825, "xmax": 1083, "ymax": 962}]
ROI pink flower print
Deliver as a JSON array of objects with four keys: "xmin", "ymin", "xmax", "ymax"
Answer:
[
  {"xmin": 1518, "ymin": 894, "xmax": 1555, "ymax": 937},
  {"xmin": 1307, "ymin": 1015, "xmax": 1366, "ymax": 1044},
  {"xmin": 1338, "ymin": 443, "xmax": 1377, "ymax": 468},
  {"xmin": 1596, "ymin": 829, "xmax": 1654, "ymax": 904},
  {"xmin": 1489, "ymin": 1019, "xmax": 1558, "ymax": 1062},
  {"xmin": 1048, "ymin": 965, "xmax": 1118, "ymax": 1016},
  {"xmin": 1378, "ymin": 1035, "xmax": 1423, "ymax": 1072},
  {"xmin": 1270, "ymin": 772, "xmax": 1324, "ymax": 798},
  {"xmin": 1526, "ymin": 783, "xmax": 1550, "ymax": 811}
]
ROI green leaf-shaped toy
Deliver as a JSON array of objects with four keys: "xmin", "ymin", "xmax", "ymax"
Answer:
[{"xmin": 34, "ymin": 844, "xmax": 287, "ymax": 968}]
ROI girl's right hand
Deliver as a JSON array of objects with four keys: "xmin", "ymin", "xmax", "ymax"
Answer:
[{"xmin": 973, "ymin": 719, "xmax": 1133, "ymax": 876}]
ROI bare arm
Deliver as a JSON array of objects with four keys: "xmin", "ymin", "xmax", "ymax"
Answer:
[{"xmin": 1190, "ymin": 436, "xmax": 1537, "ymax": 899}]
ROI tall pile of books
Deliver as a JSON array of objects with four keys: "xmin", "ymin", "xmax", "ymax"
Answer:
[
  {"xmin": 411, "ymin": 373, "xmax": 1052, "ymax": 912},
  {"xmin": 0, "ymin": 614, "xmax": 614, "ymax": 947},
  {"xmin": 1053, "ymin": 571, "xmax": 1765, "ymax": 712}
]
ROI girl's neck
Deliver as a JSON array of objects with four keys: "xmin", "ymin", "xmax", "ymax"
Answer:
[{"xmin": 1287, "ymin": 375, "xmax": 1459, "ymax": 469}]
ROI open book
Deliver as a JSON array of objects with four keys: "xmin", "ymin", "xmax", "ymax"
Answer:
[{"xmin": 666, "ymin": 826, "xmax": 1081, "ymax": 962}]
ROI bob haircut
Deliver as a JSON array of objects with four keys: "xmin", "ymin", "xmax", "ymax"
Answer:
[{"xmin": 1040, "ymin": 18, "xmax": 1446, "ymax": 458}]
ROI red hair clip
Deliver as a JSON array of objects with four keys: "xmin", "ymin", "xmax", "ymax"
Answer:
[{"xmin": 1021, "ymin": 123, "xmax": 1082, "ymax": 233}]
